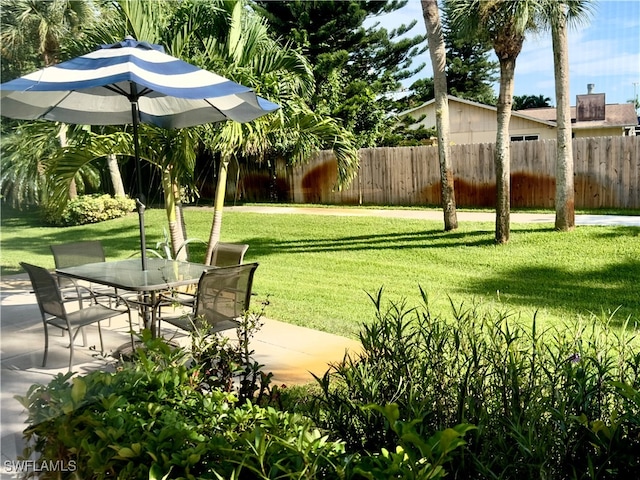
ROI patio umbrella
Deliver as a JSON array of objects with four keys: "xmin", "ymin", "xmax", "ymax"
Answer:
[{"xmin": 0, "ymin": 37, "xmax": 279, "ymax": 270}]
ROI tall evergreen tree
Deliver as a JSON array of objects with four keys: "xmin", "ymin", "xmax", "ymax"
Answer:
[{"xmin": 251, "ymin": 0, "xmax": 426, "ymax": 147}]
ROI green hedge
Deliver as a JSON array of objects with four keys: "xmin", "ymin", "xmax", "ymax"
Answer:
[
  {"xmin": 45, "ymin": 194, "xmax": 135, "ymax": 226},
  {"xmin": 17, "ymin": 331, "xmax": 467, "ymax": 479},
  {"xmin": 307, "ymin": 289, "xmax": 640, "ymax": 479}
]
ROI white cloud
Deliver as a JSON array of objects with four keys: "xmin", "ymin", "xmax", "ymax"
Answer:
[{"xmin": 377, "ymin": 0, "xmax": 639, "ymax": 105}]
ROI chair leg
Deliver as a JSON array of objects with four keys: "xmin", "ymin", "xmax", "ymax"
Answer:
[
  {"xmin": 72, "ymin": 325, "xmax": 93, "ymax": 347},
  {"xmin": 68, "ymin": 329, "xmax": 75, "ymax": 372},
  {"xmin": 128, "ymin": 310, "xmax": 136, "ymax": 351},
  {"xmin": 42, "ymin": 324, "xmax": 49, "ymax": 368},
  {"xmin": 97, "ymin": 322, "xmax": 104, "ymax": 354},
  {"xmin": 71, "ymin": 327, "xmax": 82, "ymax": 345}
]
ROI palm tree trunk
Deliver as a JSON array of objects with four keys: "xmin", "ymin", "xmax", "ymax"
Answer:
[
  {"xmin": 495, "ymin": 57, "xmax": 516, "ymax": 244},
  {"xmin": 57, "ymin": 124, "xmax": 77, "ymax": 200},
  {"xmin": 552, "ymin": 7, "xmax": 575, "ymax": 231},
  {"xmin": 422, "ymin": 0, "xmax": 458, "ymax": 231},
  {"xmin": 106, "ymin": 154, "xmax": 126, "ymax": 197},
  {"xmin": 174, "ymin": 183, "xmax": 189, "ymax": 260},
  {"xmin": 205, "ymin": 157, "xmax": 230, "ymax": 265},
  {"xmin": 68, "ymin": 177, "xmax": 78, "ymax": 199},
  {"xmin": 161, "ymin": 168, "xmax": 187, "ymax": 261}
]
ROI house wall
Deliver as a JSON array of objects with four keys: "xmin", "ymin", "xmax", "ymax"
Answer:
[
  {"xmin": 507, "ymin": 115, "xmax": 556, "ymax": 141},
  {"xmin": 404, "ymin": 101, "xmax": 556, "ymax": 145},
  {"xmin": 573, "ymin": 126, "xmax": 624, "ymax": 138}
]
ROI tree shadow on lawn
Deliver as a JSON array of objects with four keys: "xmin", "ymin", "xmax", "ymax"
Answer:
[
  {"xmin": 240, "ymin": 228, "xmax": 499, "ymax": 255},
  {"xmin": 585, "ymin": 226, "xmax": 640, "ymax": 240},
  {"xmin": 465, "ymin": 259, "xmax": 640, "ymax": 327},
  {"xmin": 1, "ymin": 224, "xmax": 148, "ymax": 275}
]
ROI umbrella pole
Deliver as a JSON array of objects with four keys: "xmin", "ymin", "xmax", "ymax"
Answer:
[{"xmin": 131, "ymin": 96, "xmax": 148, "ymax": 271}]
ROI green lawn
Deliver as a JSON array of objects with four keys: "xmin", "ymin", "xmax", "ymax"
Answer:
[{"xmin": 2, "ymin": 205, "xmax": 638, "ymax": 338}]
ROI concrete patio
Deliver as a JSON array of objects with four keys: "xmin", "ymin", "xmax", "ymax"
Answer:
[{"xmin": 0, "ymin": 273, "xmax": 360, "ymax": 476}]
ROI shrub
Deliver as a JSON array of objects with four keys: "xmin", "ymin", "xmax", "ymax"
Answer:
[
  {"xmin": 44, "ymin": 194, "xmax": 135, "ymax": 226},
  {"xmin": 308, "ymin": 288, "xmax": 640, "ymax": 479},
  {"xmin": 188, "ymin": 304, "xmax": 274, "ymax": 404},
  {"xmin": 16, "ymin": 334, "xmax": 348, "ymax": 480},
  {"xmin": 16, "ymin": 306, "xmax": 470, "ymax": 479}
]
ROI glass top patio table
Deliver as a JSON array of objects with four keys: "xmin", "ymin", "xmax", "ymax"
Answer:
[
  {"xmin": 56, "ymin": 258, "xmax": 212, "ymax": 292},
  {"xmin": 56, "ymin": 258, "xmax": 212, "ymax": 337}
]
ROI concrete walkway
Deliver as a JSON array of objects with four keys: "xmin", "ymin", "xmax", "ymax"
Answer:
[{"xmin": 223, "ymin": 205, "xmax": 640, "ymax": 227}]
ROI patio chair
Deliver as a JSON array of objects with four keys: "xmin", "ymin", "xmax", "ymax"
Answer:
[
  {"xmin": 158, "ymin": 242, "xmax": 250, "ymax": 315},
  {"xmin": 208, "ymin": 242, "xmax": 249, "ymax": 267},
  {"xmin": 157, "ymin": 262, "xmax": 259, "ymax": 336},
  {"xmin": 20, "ymin": 262, "xmax": 133, "ymax": 371},
  {"xmin": 50, "ymin": 241, "xmax": 112, "ymax": 305}
]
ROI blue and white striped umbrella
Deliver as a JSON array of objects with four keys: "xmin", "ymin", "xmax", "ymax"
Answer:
[
  {"xmin": 0, "ymin": 37, "xmax": 279, "ymax": 270},
  {"xmin": 0, "ymin": 37, "xmax": 279, "ymax": 128}
]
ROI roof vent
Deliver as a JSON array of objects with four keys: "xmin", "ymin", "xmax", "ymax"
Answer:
[{"xmin": 587, "ymin": 83, "xmax": 595, "ymax": 94}]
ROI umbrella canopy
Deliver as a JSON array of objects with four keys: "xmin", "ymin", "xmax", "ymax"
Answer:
[
  {"xmin": 0, "ymin": 37, "xmax": 279, "ymax": 127},
  {"xmin": 0, "ymin": 37, "xmax": 279, "ymax": 269}
]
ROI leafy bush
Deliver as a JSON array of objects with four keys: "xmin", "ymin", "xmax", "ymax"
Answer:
[
  {"xmin": 308, "ymin": 288, "xmax": 640, "ymax": 479},
  {"xmin": 16, "ymin": 307, "xmax": 469, "ymax": 479},
  {"xmin": 44, "ymin": 194, "xmax": 135, "ymax": 226},
  {"xmin": 17, "ymin": 334, "xmax": 348, "ymax": 479},
  {"xmin": 16, "ymin": 285, "xmax": 640, "ymax": 479},
  {"xmin": 348, "ymin": 404, "xmax": 474, "ymax": 480},
  {"xmin": 188, "ymin": 304, "xmax": 274, "ymax": 404}
]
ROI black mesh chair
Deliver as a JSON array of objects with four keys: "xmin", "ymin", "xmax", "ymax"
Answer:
[
  {"xmin": 158, "ymin": 263, "xmax": 259, "ymax": 335},
  {"xmin": 209, "ymin": 242, "xmax": 249, "ymax": 267},
  {"xmin": 21, "ymin": 262, "xmax": 132, "ymax": 371},
  {"xmin": 158, "ymin": 243, "xmax": 251, "ymax": 315},
  {"xmin": 50, "ymin": 241, "xmax": 112, "ymax": 305}
]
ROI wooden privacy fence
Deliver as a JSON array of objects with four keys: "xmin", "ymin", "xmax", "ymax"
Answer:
[{"xmin": 229, "ymin": 136, "xmax": 640, "ymax": 209}]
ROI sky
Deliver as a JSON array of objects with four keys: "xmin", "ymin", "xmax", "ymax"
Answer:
[{"xmin": 369, "ymin": 0, "xmax": 640, "ymax": 110}]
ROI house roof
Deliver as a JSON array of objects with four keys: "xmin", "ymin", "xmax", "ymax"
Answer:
[
  {"xmin": 399, "ymin": 95, "xmax": 557, "ymax": 128},
  {"xmin": 516, "ymin": 103, "xmax": 638, "ymax": 130}
]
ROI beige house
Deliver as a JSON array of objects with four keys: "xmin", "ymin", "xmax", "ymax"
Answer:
[
  {"xmin": 399, "ymin": 94, "xmax": 638, "ymax": 145},
  {"xmin": 519, "ymin": 93, "xmax": 638, "ymax": 138}
]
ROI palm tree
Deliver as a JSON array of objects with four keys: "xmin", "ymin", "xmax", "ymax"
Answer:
[
  {"xmin": 179, "ymin": 0, "xmax": 357, "ymax": 263},
  {"xmin": 0, "ymin": 122, "xmax": 59, "ymax": 208},
  {"xmin": 46, "ymin": 0, "xmax": 357, "ymax": 261},
  {"xmin": 0, "ymin": 121, "xmax": 107, "ymax": 210},
  {"xmin": 513, "ymin": 94, "xmax": 552, "ymax": 110},
  {"xmin": 43, "ymin": 127, "xmax": 134, "ymax": 212},
  {"xmin": 544, "ymin": 0, "xmax": 594, "ymax": 232},
  {"xmin": 1, "ymin": 0, "xmax": 95, "ymax": 68},
  {"xmin": 448, "ymin": 0, "xmax": 544, "ymax": 243},
  {"xmin": 421, "ymin": 0, "xmax": 458, "ymax": 231},
  {"xmin": 1, "ymin": 0, "xmax": 98, "ymax": 203}
]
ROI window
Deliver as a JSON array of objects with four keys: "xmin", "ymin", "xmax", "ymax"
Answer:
[{"xmin": 510, "ymin": 134, "xmax": 539, "ymax": 141}]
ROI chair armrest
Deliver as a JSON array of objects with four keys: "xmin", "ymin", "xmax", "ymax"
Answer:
[
  {"xmin": 52, "ymin": 273, "xmax": 122, "ymax": 308},
  {"xmin": 157, "ymin": 291, "xmax": 196, "ymax": 308}
]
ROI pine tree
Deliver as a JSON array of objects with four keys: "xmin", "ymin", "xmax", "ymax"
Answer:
[{"xmin": 251, "ymin": 0, "xmax": 425, "ymax": 147}]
